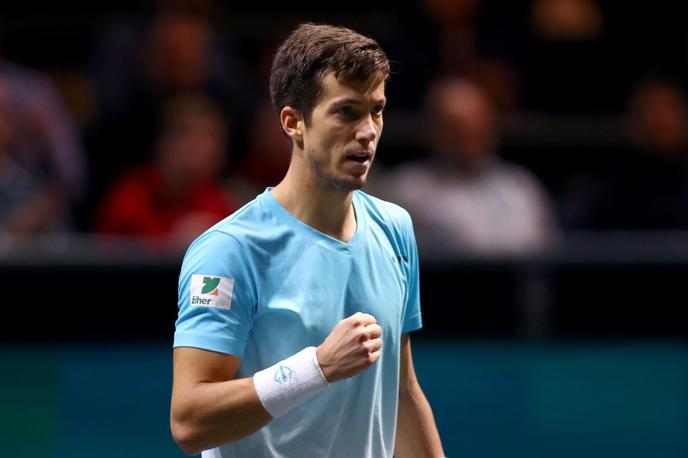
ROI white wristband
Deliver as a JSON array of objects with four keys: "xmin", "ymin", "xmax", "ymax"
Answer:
[{"xmin": 253, "ymin": 346, "xmax": 329, "ymax": 418}]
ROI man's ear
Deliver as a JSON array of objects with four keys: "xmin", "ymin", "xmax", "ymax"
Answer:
[{"xmin": 280, "ymin": 106, "xmax": 304, "ymax": 141}]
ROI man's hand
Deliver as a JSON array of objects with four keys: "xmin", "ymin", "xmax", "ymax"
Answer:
[{"xmin": 316, "ymin": 312, "xmax": 383, "ymax": 383}]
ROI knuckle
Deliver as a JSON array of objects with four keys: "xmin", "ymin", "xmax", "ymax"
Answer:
[{"xmin": 365, "ymin": 338, "xmax": 382, "ymax": 352}]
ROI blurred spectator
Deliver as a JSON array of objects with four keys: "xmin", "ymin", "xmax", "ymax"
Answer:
[
  {"xmin": 94, "ymin": 93, "xmax": 240, "ymax": 246},
  {"xmin": 0, "ymin": 50, "xmax": 87, "ymax": 209},
  {"xmin": 85, "ymin": 4, "xmax": 255, "ymax": 220},
  {"xmin": 377, "ymin": 76, "xmax": 558, "ymax": 256},
  {"xmin": 0, "ymin": 78, "xmax": 69, "ymax": 234},
  {"xmin": 562, "ymin": 79, "xmax": 688, "ymax": 229},
  {"xmin": 519, "ymin": 0, "xmax": 621, "ymax": 114},
  {"xmin": 230, "ymin": 99, "xmax": 291, "ymax": 201},
  {"xmin": 530, "ymin": 0, "xmax": 602, "ymax": 40},
  {"xmin": 406, "ymin": 0, "xmax": 525, "ymax": 113},
  {"xmin": 421, "ymin": 0, "xmax": 483, "ymax": 74}
]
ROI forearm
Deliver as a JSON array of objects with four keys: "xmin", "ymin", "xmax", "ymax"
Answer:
[
  {"xmin": 171, "ymin": 377, "xmax": 271, "ymax": 455},
  {"xmin": 395, "ymin": 381, "xmax": 444, "ymax": 458},
  {"xmin": 171, "ymin": 313, "xmax": 382, "ymax": 455}
]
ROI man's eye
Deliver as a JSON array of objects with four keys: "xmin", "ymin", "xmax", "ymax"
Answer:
[
  {"xmin": 337, "ymin": 106, "xmax": 356, "ymax": 118},
  {"xmin": 372, "ymin": 105, "xmax": 385, "ymax": 117}
]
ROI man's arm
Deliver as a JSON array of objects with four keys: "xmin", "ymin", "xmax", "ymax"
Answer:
[
  {"xmin": 395, "ymin": 333, "xmax": 445, "ymax": 458},
  {"xmin": 170, "ymin": 348, "xmax": 271, "ymax": 455},
  {"xmin": 170, "ymin": 312, "xmax": 383, "ymax": 455}
]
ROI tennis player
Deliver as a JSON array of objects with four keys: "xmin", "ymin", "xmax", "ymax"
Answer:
[{"xmin": 171, "ymin": 22, "xmax": 445, "ymax": 457}]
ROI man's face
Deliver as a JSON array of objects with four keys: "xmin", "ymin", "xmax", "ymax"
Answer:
[
  {"xmin": 158, "ymin": 113, "xmax": 226, "ymax": 185},
  {"xmin": 299, "ymin": 71, "xmax": 386, "ymax": 192},
  {"xmin": 431, "ymin": 81, "xmax": 497, "ymax": 171}
]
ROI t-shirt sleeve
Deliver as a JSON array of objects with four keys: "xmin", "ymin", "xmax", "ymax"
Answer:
[
  {"xmin": 401, "ymin": 212, "xmax": 423, "ymax": 333},
  {"xmin": 173, "ymin": 230, "xmax": 257, "ymax": 356}
]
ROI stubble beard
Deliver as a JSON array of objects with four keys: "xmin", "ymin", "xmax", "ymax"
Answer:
[{"xmin": 306, "ymin": 150, "xmax": 370, "ymax": 192}]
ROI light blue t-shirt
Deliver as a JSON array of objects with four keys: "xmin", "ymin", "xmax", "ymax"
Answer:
[{"xmin": 174, "ymin": 188, "xmax": 422, "ymax": 458}]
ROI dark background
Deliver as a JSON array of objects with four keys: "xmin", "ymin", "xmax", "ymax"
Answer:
[{"xmin": 2, "ymin": 1, "xmax": 688, "ymax": 457}]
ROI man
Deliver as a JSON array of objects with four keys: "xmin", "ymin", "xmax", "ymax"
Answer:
[
  {"xmin": 171, "ymin": 23, "xmax": 445, "ymax": 458},
  {"xmin": 381, "ymin": 76, "xmax": 558, "ymax": 256},
  {"xmin": 94, "ymin": 93, "xmax": 239, "ymax": 246}
]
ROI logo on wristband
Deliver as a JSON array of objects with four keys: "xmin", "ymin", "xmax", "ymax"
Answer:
[{"xmin": 274, "ymin": 364, "xmax": 294, "ymax": 385}]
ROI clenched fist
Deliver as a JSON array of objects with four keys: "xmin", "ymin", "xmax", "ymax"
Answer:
[{"xmin": 315, "ymin": 312, "xmax": 383, "ymax": 383}]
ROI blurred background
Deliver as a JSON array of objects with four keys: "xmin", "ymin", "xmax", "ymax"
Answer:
[{"xmin": 1, "ymin": 0, "xmax": 687, "ymax": 456}]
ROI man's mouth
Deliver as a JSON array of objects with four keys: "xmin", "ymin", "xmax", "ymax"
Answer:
[{"xmin": 346, "ymin": 152, "xmax": 372, "ymax": 163}]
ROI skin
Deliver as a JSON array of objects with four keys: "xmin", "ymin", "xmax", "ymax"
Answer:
[
  {"xmin": 171, "ymin": 312, "xmax": 382, "ymax": 455},
  {"xmin": 429, "ymin": 79, "xmax": 498, "ymax": 174},
  {"xmin": 395, "ymin": 334, "xmax": 445, "ymax": 458},
  {"xmin": 271, "ymin": 71, "xmax": 386, "ymax": 242},
  {"xmin": 171, "ymin": 71, "xmax": 444, "ymax": 456}
]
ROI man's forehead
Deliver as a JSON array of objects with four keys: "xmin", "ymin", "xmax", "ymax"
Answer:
[{"xmin": 320, "ymin": 72, "xmax": 386, "ymax": 104}]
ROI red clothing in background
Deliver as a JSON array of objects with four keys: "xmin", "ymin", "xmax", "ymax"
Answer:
[{"xmin": 96, "ymin": 166, "xmax": 236, "ymax": 236}]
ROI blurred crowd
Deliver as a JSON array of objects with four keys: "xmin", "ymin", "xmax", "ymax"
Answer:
[{"xmin": 2, "ymin": 0, "xmax": 688, "ymax": 255}]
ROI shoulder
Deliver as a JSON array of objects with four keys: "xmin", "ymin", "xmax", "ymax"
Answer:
[
  {"xmin": 185, "ymin": 196, "xmax": 262, "ymax": 254},
  {"xmin": 357, "ymin": 190, "xmax": 412, "ymax": 222},
  {"xmin": 182, "ymin": 190, "xmax": 281, "ymax": 261},
  {"xmin": 179, "ymin": 217, "xmax": 259, "ymax": 300},
  {"xmin": 486, "ymin": 160, "xmax": 549, "ymax": 196},
  {"xmin": 389, "ymin": 159, "xmax": 438, "ymax": 183},
  {"xmin": 372, "ymin": 159, "xmax": 441, "ymax": 203},
  {"xmin": 355, "ymin": 190, "xmax": 415, "ymax": 243},
  {"xmin": 494, "ymin": 160, "xmax": 541, "ymax": 184}
]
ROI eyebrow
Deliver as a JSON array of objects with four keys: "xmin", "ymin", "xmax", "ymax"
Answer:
[{"xmin": 330, "ymin": 97, "xmax": 387, "ymax": 107}]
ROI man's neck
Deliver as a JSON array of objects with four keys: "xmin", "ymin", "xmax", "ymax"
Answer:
[{"xmin": 271, "ymin": 163, "xmax": 357, "ymax": 243}]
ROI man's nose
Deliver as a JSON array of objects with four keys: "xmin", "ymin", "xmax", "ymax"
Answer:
[{"xmin": 355, "ymin": 115, "xmax": 377, "ymax": 145}]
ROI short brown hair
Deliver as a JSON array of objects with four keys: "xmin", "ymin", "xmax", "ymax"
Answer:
[{"xmin": 269, "ymin": 23, "xmax": 390, "ymax": 124}]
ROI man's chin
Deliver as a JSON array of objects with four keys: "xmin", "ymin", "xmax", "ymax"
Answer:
[
  {"xmin": 326, "ymin": 175, "xmax": 367, "ymax": 192},
  {"xmin": 310, "ymin": 158, "xmax": 370, "ymax": 191}
]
